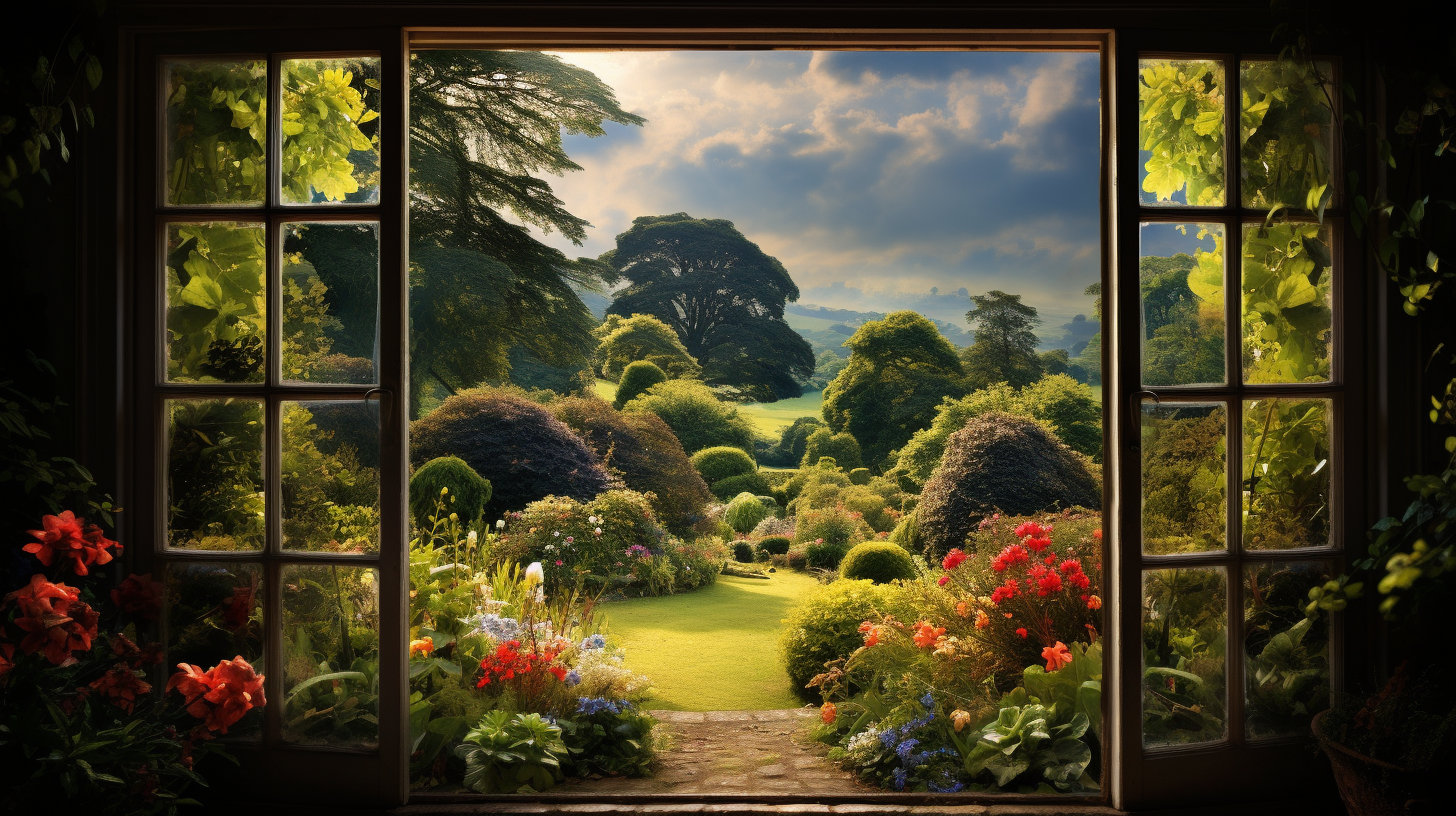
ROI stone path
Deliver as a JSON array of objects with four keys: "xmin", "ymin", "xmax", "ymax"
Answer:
[{"xmin": 550, "ymin": 709, "xmax": 875, "ymax": 796}]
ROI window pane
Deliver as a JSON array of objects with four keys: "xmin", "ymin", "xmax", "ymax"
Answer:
[
  {"xmin": 1143, "ymin": 567, "xmax": 1227, "ymax": 748},
  {"xmin": 164, "ymin": 60, "xmax": 268, "ymax": 206},
  {"xmin": 1241, "ymin": 222, "xmax": 1333, "ymax": 384},
  {"xmin": 1138, "ymin": 59, "xmax": 1225, "ymax": 207},
  {"xmin": 165, "ymin": 562, "xmax": 265, "ymax": 740},
  {"xmin": 165, "ymin": 222, "xmax": 267, "ymax": 383},
  {"xmin": 281, "ymin": 222, "xmax": 379, "ymax": 383},
  {"xmin": 167, "ymin": 398, "xmax": 265, "ymax": 551},
  {"xmin": 1142, "ymin": 401, "xmax": 1227, "ymax": 555},
  {"xmin": 1239, "ymin": 60, "xmax": 1335, "ymax": 211},
  {"xmin": 280, "ymin": 57, "xmax": 382, "ymax": 205},
  {"xmin": 1140, "ymin": 222, "xmax": 1225, "ymax": 386},
  {"xmin": 1242, "ymin": 398, "xmax": 1332, "ymax": 549},
  {"xmin": 282, "ymin": 565, "xmax": 380, "ymax": 748},
  {"xmin": 282, "ymin": 400, "xmax": 380, "ymax": 553},
  {"xmin": 1244, "ymin": 562, "xmax": 1331, "ymax": 739}
]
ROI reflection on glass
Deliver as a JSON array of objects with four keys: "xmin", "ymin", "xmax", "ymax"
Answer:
[
  {"xmin": 280, "ymin": 57, "xmax": 382, "ymax": 204},
  {"xmin": 1243, "ymin": 398, "xmax": 1332, "ymax": 550},
  {"xmin": 166, "ymin": 223, "xmax": 267, "ymax": 383},
  {"xmin": 1142, "ymin": 402, "xmax": 1227, "ymax": 554},
  {"xmin": 281, "ymin": 222, "xmax": 379, "ymax": 383},
  {"xmin": 1240, "ymin": 60, "xmax": 1336, "ymax": 211},
  {"xmin": 1244, "ymin": 562, "xmax": 1331, "ymax": 739},
  {"xmin": 282, "ymin": 565, "xmax": 380, "ymax": 747},
  {"xmin": 1242, "ymin": 222, "xmax": 1333, "ymax": 384},
  {"xmin": 1143, "ymin": 567, "xmax": 1227, "ymax": 748},
  {"xmin": 1139, "ymin": 59, "xmax": 1226, "ymax": 207},
  {"xmin": 282, "ymin": 401, "xmax": 381, "ymax": 553},
  {"xmin": 1139, "ymin": 223, "xmax": 1226, "ymax": 386},
  {"xmin": 167, "ymin": 399, "xmax": 265, "ymax": 551},
  {"xmin": 164, "ymin": 561, "xmax": 265, "ymax": 740},
  {"xmin": 164, "ymin": 60, "xmax": 268, "ymax": 206}
]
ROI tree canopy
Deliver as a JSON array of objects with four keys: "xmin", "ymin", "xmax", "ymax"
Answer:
[
  {"xmin": 960, "ymin": 290, "xmax": 1043, "ymax": 389},
  {"xmin": 594, "ymin": 313, "xmax": 701, "ymax": 380},
  {"xmin": 602, "ymin": 213, "xmax": 814, "ymax": 401}
]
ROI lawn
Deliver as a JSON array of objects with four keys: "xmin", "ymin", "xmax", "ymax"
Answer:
[
  {"xmin": 599, "ymin": 571, "xmax": 821, "ymax": 711},
  {"xmin": 594, "ymin": 378, "xmax": 822, "ymax": 439}
]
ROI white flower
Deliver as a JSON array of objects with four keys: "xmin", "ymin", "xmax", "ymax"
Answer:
[
  {"xmin": 467, "ymin": 531, "xmax": 478, "ymax": 545},
  {"xmin": 496, "ymin": 519, "xmax": 506, "ymax": 529},
  {"xmin": 553, "ymin": 531, "xmax": 560, "ymax": 537},
  {"xmin": 594, "ymin": 527, "xmax": 603, "ymax": 535},
  {"xmin": 588, "ymin": 515, "xmax": 599, "ymax": 524},
  {"xmin": 524, "ymin": 562, "xmax": 545, "ymax": 586}
]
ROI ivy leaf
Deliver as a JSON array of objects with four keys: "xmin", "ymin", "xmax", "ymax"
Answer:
[{"xmin": 85, "ymin": 55, "xmax": 103, "ymax": 90}]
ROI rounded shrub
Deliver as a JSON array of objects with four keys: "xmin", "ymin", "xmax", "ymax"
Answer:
[
  {"xmin": 757, "ymin": 535, "xmax": 791, "ymax": 556},
  {"xmin": 805, "ymin": 538, "xmax": 852, "ymax": 570},
  {"xmin": 780, "ymin": 579, "xmax": 903, "ymax": 700},
  {"xmin": 621, "ymin": 379, "xmax": 755, "ymax": 455},
  {"xmin": 709, "ymin": 471, "xmax": 771, "ymax": 501},
  {"xmin": 848, "ymin": 467, "xmax": 872, "ymax": 485},
  {"xmin": 755, "ymin": 495, "xmax": 780, "ymax": 513},
  {"xmin": 690, "ymin": 446, "xmax": 757, "ymax": 485},
  {"xmin": 838, "ymin": 542, "xmax": 917, "ymax": 583},
  {"xmin": 724, "ymin": 492, "xmax": 772, "ymax": 533},
  {"xmin": 494, "ymin": 489, "xmax": 665, "ymax": 593},
  {"xmin": 800, "ymin": 428, "xmax": 863, "ymax": 470},
  {"xmin": 785, "ymin": 545, "xmax": 808, "ymax": 571},
  {"xmin": 732, "ymin": 541, "xmax": 756, "ymax": 563},
  {"xmin": 409, "ymin": 456, "xmax": 492, "ymax": 528},
  {"xmin": 612, "ymin": 360, "xmax": 669, "ymax": 410},
  {"xmin": 792, "ymin": 505, "xmax": 867, "ymax": 550}
]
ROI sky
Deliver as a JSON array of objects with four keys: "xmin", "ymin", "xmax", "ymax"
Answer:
[{"xmin": 533, "ymin": 49, "xmax": 1102, "ymax": 339}]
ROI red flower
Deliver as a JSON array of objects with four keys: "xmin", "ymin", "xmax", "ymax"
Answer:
[
  {"xmin": 0, "ymin": 643, "xmax": 14, "ymax": 679},
  {"xmin": 1092, "ymin": 529, "xmax": 1103, "ymax": 541},
  {"xmin": 1059, "ymin": 559, "xmax": 1083, "ymax": 574},
  {"xmin": 1085, "ymin": 594, "xmax": 1102, "ymax": 610},
  {"xmin": 1016, "ymin": 628, "xmax": 1028, "ymax": 639},
  {"xmin": 23, "ymin": 511, "xmax": 120, "ymax": 576},
  {"xmin": 166, "ymin": 656, "xmax": 267, "ymax": 734},
  {"xmin": 941, "ymin": 548, "xmax": 967, "ymax": 571},
  {"xmin": 89, "ymin": 664, "xmax": 153, "ymax": 714},
  {"xmin": 912, "ymin": 620, "xmax": 946, "ymax": 649},
  {"xmin": 1014, "ymin": 521, "xmax": 1047, "ymax": 539},
  {"xmin": 1036, "ymin": 572, "xmax": 1064, "ymax": 596},
  {"xmin": 990, "ymin": 578, "xmax": 1020, "ymax": 605},
  {"xmin": 5, "ymin": 574, "xmax": 99, "ymax": 666},
  {"xmin": 1025, "ymin": 535, "xmax": 1052, "ymax": 553},
  {"xmin": 111, "ymin": 574, "xmax": 162, "ymax": 622},
  {"xmin": 1042, "ymin": 641, "xmax": 1074, "ymax": 672},
  {"xmin": 548, "ymin": 665, "xmax": 567, "ymax": 682},
  {"xmin": 937, "ymin": 575, "xmax": 950, "ymax": 586},
  {"xmin": 859, "ymin": 621, "xmax": 882, "ymax": 648},
  {"xmin": 1070, "ymin": 572, "xmax": 1091, "ymax": 590}
]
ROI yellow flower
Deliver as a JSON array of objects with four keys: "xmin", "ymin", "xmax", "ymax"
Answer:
[{"xmin": 951, "ymin": 709, "xmax": 972, "ymax": 732}]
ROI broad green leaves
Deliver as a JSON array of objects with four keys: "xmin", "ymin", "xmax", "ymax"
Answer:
[
  {"xmin": 1139, "ymin": 60, "xmax": 1226, "ymax": 206},
  {"xmin": 165, "ymin": 223, "xmax": 267, "ymax": 383},
  {"xmin": 1242, "ymin": 223, "xmax": 1332, "ymax": 383},
  {"xmin": 1239, "ymin": 60, "xmax": 1334, "ymax": 210},
  {"xmin": 281, "ymin": 59, "xmax": 382, "ymax": 204},
  {"xmin": 1242, "ymin": 399, "xmax": 1332, "ymax": 549}
]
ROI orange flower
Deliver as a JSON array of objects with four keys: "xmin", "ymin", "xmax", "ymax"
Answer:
[
  {"xmin": 5, "ymin": 574, "xmax": 99, "ymax": 666},
  {"xmin": 89, "ymin": 664, "xmax": 152, "ymax": 714},
  {"xmin": 1086, "ymin": 594, "xmax": 1102, "ymax": 610},
  {"xmin": 950, "ymin": 709, "xmax": 972, "ymax": 732},
  {"xmin": 858, "ymin": 621, "xmax": 881, "ymax": 648},
  {"xmin": 409, "ymin": 637, "xmax": 435, "ymax": 658},
  {"xmin": 912, "ymin": 620, "xmax": 946, "ymax": 649},
  {"xmin": 23, "ymin": 511, "xmax": 119, "ymax": 576},
  {"xmin": 1042, "ymin": 641, "xmax": 1074, "ymax": 672},
  {"xmin": 167, "ymin": 656, "xmax": 267, "ymax": 734},
  {"xmin": 974, "ymin": 609, "xmax": 990, "ymax": 630},
  {"xmin": 821, "ymin": 702, "xmax": 837, "ymax": 724},
  {"xmin": 955, "ymin": 599, "xmax": 971, "ymax": 618}
]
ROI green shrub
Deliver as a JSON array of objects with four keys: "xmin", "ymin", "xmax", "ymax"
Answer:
[
  {"xmin": 848, "ymin": 467, "xmax": 872, "ymax": 485},
  {"xmin": 612, "ymin": 360, "xmax": 669, "ymax": 410},
  {"xmin": 724, "ymin": 492, "xmax": 773, "ymax": 533},
  {"xmin": 838, "ymin": 542, "xmax": 917, "ymax": 583},
  {"xmin": 690, "ymin": 446, "xmax": 757, "ymax": 484},
  {"xmin": 709, "ymin": 471, "xmax": 771, "ymax": 501},
  {"xmin": 494, "ymin": 489, "xmax": 666, "ymax": 594},
  {"xmin": 621, "ymin": 379, "xmax": 755, "ymax": 455},
  {"xmin": 887, "ymin": 511, "xmax": 922, "ymax": 552},
  {"xmin": 780, "ymin": 579, "xmax": 903, "ymax": 700},
  {"xmin": 758, "ymin": 535, "xmax": 791, "ymax": 555},
  {"xmin": 801, "ymin": 428, "xmax": 863, "ymax": 470},
  {"xmin": 785, "ymin": 546, "xmax": 808, "ymax": 571},
  {"xmin": 732, "ymin": 541, "xmax": 755, "ymax": 563},
  {"xmin": 792, "ymin": 505, "xmax": 867, "ymax": 550},
  {"xmin": 457, "ymin": 711, "xmax": 568, "ymax": 793},
  {"xmin": 779, "ymin": 416, "xmax": 825, "ymax": 463},
  {"xmin": 805, "ymin": 538, "xmax": 852, "ymax": 570},
  {"xmin": 409, "ymin": 456, "xmax": 492, "ymax": 528}
]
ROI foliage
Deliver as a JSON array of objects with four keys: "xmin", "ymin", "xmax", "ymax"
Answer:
[
  {"xmin": 839, "ymin": 543, "xmax": 917, "ymax": 584},
  {"xmin": 612, "ymin": 360, "xmax": 669, "ymax": 410},
  {"xmin": 917, "ymin": 413, "xmax": 1099, "ymax": 557},
  {"xmin": 1318, "ymin": 664, "xmax": 1456, "ymax": 772},
  {"xmin": 595, "ymin": 315, "xmax": 701, "ymax": 381},
  {"xmin": 410, "ymin": 456, "xmax": 492, "ymax": 530},
  {"xmin": 708, "ymin": 471, "xmax": 771, "ymax": 502},
  {"xmin": 164, "ymin": 223, "xmax": 266, "ymax": 383},
  {"xmin": 621, "ymin": 378, "xmax": 755, "ymax": 456},
  {"xmin": 457, "ymin": 710, "xmax": 569, "ymax": 794},
  {"xmin": 1244, "ymin": 564, "xmax": 1330, "ymax": 738},
  {"xmin": 887, "ymin": 512, "xmax": 923, "ymax": 553},
  {"xmin": 1242, "ymin": 398, "xmax": 1331, "ymax": 549},
  {"xmin": 801, "ymin": 428, "xmax": 864, "ymax": 470},
  {"xmin": 1017, "ymin": 375, "xmax": 1103, "ymax": 462},
  {"xmin": 1141, "ymin": 569, "xmax": 1227, "ymax": 746},
  {"xmin": 603, "ymin": 213, "xmax": 814, "ymax": 401},
  {"xmin": 278, "ymin": 403, "xmax": 380, "ymax": 554},
  {"xmin": 551, "ymin": 396, "xmax": 711, "ymax": 535},
  {"xmin": 960, "ymin": 291, "xmax": 1043, "ymax": 390},
  {"xmin": 725, "ymin": 492, "xmax": 772, "ymax": 534},
  {"xmin": 780, "ymin": 579, "xmax": 905, "ymax": 700},
  {"xmin": 787, "ymin": 465, "xmax": 908, "ymax": 535},
  {"xmin": 806, "ymin": 538, "xmax": 853, "ymax": 571},
  {"xmin": 164, "ymin": 399, "xmax": 265, "ymax": 550},
  {"xmin": 689, "ymin": 445, "xmax": 757, "ymax": 485},
  {"xmin": 849, "ymin": 468, "xmax": 872, "ymax": 486},
  {"xmin": 1138, "ymin": 253, "xmax": 1224, "ymax": 386},
  {"xmin": 758, "ymin": 536, "xmax": 792, "ymax": 556},
  {"xmin": 792, "ymin": 505, "xmax": 871, "ymax": 553},
  {"xmin": 953, "ymin": 696, "xmax": 1093, "ymax": 791},
  {"xmin": 822, "ymin": 311, "xmax": 967, "ymax": 468},
  {"xmin": 560, "ymin": 702, "xmax": 658, "ymax": 778},
  {"xmin": 1138, "ymin": 60, "xmax": 1226, "ymax": 206},
  {"xmin": 410, "ymin": 388, "xmax": 611, "ymax": 517},
  {"xmin": 779, "ymin": 416, "xmax": 826, "ymax": 463},
  {"xmin": 732, "ymin": 541, "xmax": 756, "ymax": 563},
  {"xmin": 1140, "ymin": 405, "xmax": 1226, "ymax": 554}
]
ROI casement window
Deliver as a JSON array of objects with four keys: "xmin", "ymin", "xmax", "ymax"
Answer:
[{"xmin": 111, "ymin": 13, "xmax": 1366, "ymax": 811}]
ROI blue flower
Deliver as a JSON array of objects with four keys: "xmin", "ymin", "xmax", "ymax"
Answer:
[
  {"xmin": 579, "ymin": 634, "xmax": 607, "ymax": 651},
  {"xmin": 471, "ymin": 614, "xmax": 521, "ymax": 641},
  {"xmin": 564, "ymin": 669, "xmax": 581, "ymax": 687},
  {"xmin": 920, "ymin": 691, "xmax": 935, "ymax": 711},
  {"xmin": 896, "ymin": 739, "xmax": 920, "ymax": 761},
  {"xmin": 880, "ymin": 729, "xmax": 899, "ymax": 748},
  {"xmin": 576, "ymin": 697, "xmax": 628, "ymax": 715},
  {"xmin": 891, "ymin": 768, "xmax": 908, "ymax": 791}
]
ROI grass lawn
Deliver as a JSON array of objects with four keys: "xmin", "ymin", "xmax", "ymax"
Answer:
[
  {"xmin": 595, "ymin": 378, "xmax": 821, "ymax": 439},
  {"xmin": 599, "ymin": 571, "xmax": 821, "ymax": 711}
]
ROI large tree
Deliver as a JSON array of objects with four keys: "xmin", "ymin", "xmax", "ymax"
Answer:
[
  {"xmin": 821, "ymin": 311, "xmax": 967, "ymax": 468},
  {"xmin": 408, "ymin": 51, "xmax": 644, "ymax": 417},
  {"xmin": 602, "ymin": 213, "xmax": 814, "ymax": 402},
  {"xmin": 960, "ymin": 290, "xmax": 1043, "ymax": 389}
]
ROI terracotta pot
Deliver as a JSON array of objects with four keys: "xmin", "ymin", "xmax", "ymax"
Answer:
[{"xmin": 1312, "ymin": 710, "xmax": 1428, "ymax": 816}]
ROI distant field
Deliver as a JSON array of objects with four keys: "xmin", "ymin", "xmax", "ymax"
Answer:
[
  {"xmin": 592, "ymin": 378, "xmax": 617, "ymax": 402},
  {"xmin": 782, "ymin": 311, "xmax": 843, "ymax": 332},
  {"xmin": 598, "ymin": 378, "xmax": 822, "ymax": 439}
]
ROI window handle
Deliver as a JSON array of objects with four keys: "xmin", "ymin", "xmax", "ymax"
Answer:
[
  {"xmin": 363, "ymin": 387, "xmax": 392, "ymax": 424},
  {"xmin": 1129, "ymin": 390, "xmax": 1159, "ymax": 450}
]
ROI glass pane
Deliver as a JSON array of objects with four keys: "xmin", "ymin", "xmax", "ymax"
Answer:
[
  {"xmin": 164, "ymin": 60, "xmax": 268, "ymax": 206},
  {"xmin": 1140, "ymin": 223, "xmax": 1226, "ymax": 386},
  {"xmin": 1139, "ymin": 59, "xmax": 1226, "ymax": 207},
  {"xmin": 1141, "ymin": 401, "xmax": 1227, "ymax": 554},
  {"xmin": 281, "ymin": 57, "xmax": 382, "ymax": 205},
  {"xmin": 1239, "ymin": 60, "xmax": 1336, "ymax": 211},
  {"xmin": 1242, "ymin": 222, "xmax": 1333, "ymax": 384},
  {"xmin": 165, "ymin": 223, "xmax": 267, "ymax": 383},
  {"xmin": 281, "ymin": 222, "xmax": 379, "ymax": 383},
  {"xmin": 167, "ymin": 398, "xmax": 265, "ymax": 551},
  {"xmin": 1143, "ymin": 567, "xmax": 1227, "ymax": 748},
  {"xmin": 282, "ymin": 400, "xmax": 381, "ymax": 553},
  {"xmin": 1243, "ymin": 398, "xmax": 1332, "ymax": 549},
  {"xmin": 282, "ymin": 565, "xmax": 380, "ymax": 748},
  {"xmin": 164, "ymin": 562, "xmax": 265, "ymax": 740},
  {"xmin": 1244, "ymin": 562, "xmax": 1331, "ymax": 739}
]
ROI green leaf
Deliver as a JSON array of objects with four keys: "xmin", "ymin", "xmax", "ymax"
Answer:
[
  {"xmin": 68, "ymin": 36, "xmax": 85, "ymax": 63},
  {"xmin": 85, "ymin": 55, "xmax": 103, "ymax": 90}
]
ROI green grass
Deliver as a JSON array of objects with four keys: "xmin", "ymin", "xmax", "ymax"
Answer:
[
  {"xmin": 593, "ymin": 377, "xmax": 617, "ymax": 402},
  {"xmin": 599, "ymin": 571, "xmax": 821, "ymax": 711},
  {"xmin": 596, "ymin": 378, "xmax": 821, "ymax": 439}
]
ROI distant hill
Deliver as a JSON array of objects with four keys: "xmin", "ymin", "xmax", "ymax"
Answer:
[{"xmin": 785, "ymin": 303, "xmax": 971, "ymax": 356}]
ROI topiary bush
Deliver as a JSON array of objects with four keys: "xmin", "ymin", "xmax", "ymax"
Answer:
[
  {"xmin": 708, "ymin": 471, "xmax": 771, "ymax": 501},
  {"xmin": 917, "ymin": 411, "xmax": 1100, "ymax": 557},
  {"xmin": 732, "ymin": 541, "xmax": 755, "ymax": 563},
  {"xmin": 724, "ymin": 492, "xmax": 772, "ymax": 533},
  {"xmin": 409, "ymin": 455, "xmax": 492, "ymax": 529},
  {"xmin": 612, "ymin": 360, "xmax": 669, "ymax": 410},
  {"xmin": 551, "ymin": 396, "xmax": 712, "ymax": 535},
  {"xmin": 805, "ymin": 537, "xmax": 852, "ymax": 570},
  {"xmin": 757, "ymin": 535, "xmax": 791, "ymax": 555},
  {"xmin": 800, "ymin": 428, "xmax": 863, "ymax": 470},
  {"xmin": 690, "ymin": 446, "xmax": 757, "ymax": 485},
  {"xmin": 779, "ymin": 579, "xmax": 904, "ymax": 700},
  {"xmin": 621, "ymin": 379, "xmax": 755, "ymax": 455},
  {"xmin": 848, "ymin": 467, "xmax": 871, "ymax": 485},
  {"xmin": 838, "ymin": 542, "xmax": 917, "ymax": 583}
]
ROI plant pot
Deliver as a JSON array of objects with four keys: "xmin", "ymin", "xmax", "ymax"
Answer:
[{"xmin": 1312, "ymin": 710, "xmax": 1428, "ymax": 816}]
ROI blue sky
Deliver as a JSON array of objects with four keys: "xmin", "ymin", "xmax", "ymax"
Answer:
[{"xmin": 535, "ymin": 50, "xmax": 1102, "ymax": 335}]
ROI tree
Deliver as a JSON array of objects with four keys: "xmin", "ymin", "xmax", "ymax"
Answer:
[
  {"xmin": 612, "ymin": 360, "xmax": 668, "ymax": 410},
  {"xmin": 601, "ymin": 213, "xmax": 814, "ymax": 401},
  {"xmin": 800, "ymin": 428, "xmax": 863, "ymax": 470},
  {"xmin": 593, "ymin": 313, "xmax": 701, "ymax": 380},
  {"xmin": 778, "ymin": 416, "xmax": 826, "ymax": 463},
  {"xmin": 1040, "ymin": 348, "xmax": 1071, "ymax": 376},
  {"xmin": 619, "ymin": 378, "xmax": 755, "ymax": 455},
  {"xmin": 408, "ymin": 51, "xmax": 645, "ymax": 418},
  {"xmin": 960, "ymin": 290, "xmax": 1043, "ymax": 389},
  {"xmin": 821, "ymin": 311, "xmax": 967, "ymax": 468}
]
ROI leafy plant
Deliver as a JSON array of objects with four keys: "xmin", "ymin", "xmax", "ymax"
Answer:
[
  {"xmin": 951, "ymin": 693, "xmax": 1094, "ymax": 792},
  {"xmin": 560, "ymin": 702, "xmax": 658, "ymax": 778},
  {"xmin": 456, "ymin": 711, "xmax": 569, "ymax": 794}
]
